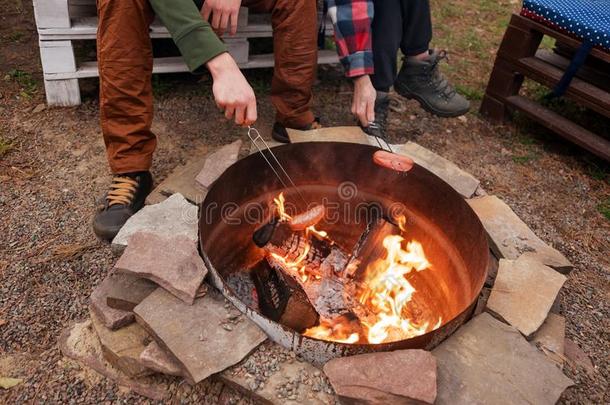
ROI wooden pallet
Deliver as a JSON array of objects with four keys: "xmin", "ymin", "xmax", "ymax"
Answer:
[
  {"xmin": 480, "ymin": 13, "xmax": 610, "ymax": 161},
  {"xmin": 33, "ymin": 0, "xmax": 338, "ymax": 106}
]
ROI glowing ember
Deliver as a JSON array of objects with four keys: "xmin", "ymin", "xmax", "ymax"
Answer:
[
  {"xmin": 357, "ymin": 235, "xmax": 435, "ymax": 344},
  {"xmin": 269, "ymin": 194, "xmax": 442, "ymax": 344},
  {"xmin": 304, "ymin": 319, "xmax": 359, "ymax": 344}
]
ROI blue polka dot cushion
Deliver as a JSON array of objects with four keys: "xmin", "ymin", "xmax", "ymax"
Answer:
[{"xmin": 522, "ymin": 0, "xmax": 610, "ymax": 50}]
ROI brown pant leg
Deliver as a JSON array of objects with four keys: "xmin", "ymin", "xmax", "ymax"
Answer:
[
  {"xmin": 97, "ymin": 0, "xmax": 156, "ymax": 174},
  {"xmin": 242, "ymin": 0, "xmax": 317, "ymax": 128}
]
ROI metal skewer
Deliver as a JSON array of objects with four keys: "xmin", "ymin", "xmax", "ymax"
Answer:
[
  {"xmin": 247, "ymin": 126, "xmax": 308, "ymax": 205},
  {"xmin": 367, "ymin": 121, "xmax": 408, "ymax": 175}
]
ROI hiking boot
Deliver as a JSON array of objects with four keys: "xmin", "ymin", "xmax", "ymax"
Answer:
[
  {"xmin": 92, "ymin": 171, "xmax": 153, "ymax": 241},
  {"xmin": 394, "ymin": 50, "xmax": 470, "ymax": 118},
  {"xmin": 361, "ymin": 95, "xmax": 390, "ymax": 140},
  {"xmin": 271, "ymin": 118, "xmax": 322, "ymax": 143}
]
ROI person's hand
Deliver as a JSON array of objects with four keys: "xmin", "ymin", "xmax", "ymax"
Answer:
[
  {"xmin": 201, "ymin": 0, "xmax": 242, "ymax": 36},
  {"xmin": 206, "ymin": 52, "xmax": 257, "ymax": 126},
  {"xmin": 351, "ymin": 75, "xmax": 376, "ymax": 127}
]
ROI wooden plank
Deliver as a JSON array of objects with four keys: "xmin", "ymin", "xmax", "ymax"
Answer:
[
  {"xmin": 510, "ymin": 14, "xmax": 610, "ymax": 64},
  {"xmin": 535, "ymin": 49, "xmax": 610, "ymax": 93},
  {"xmin": 39, "ymin": 40, "xmax": 76, "ymax": 73},
  {"xmin": 33, "ymin": 0, "xmax": 71, "ymax": 28},
  {"xmin": 37, "ymin": 15, "xmax": 334, "ymax": 41},
  {"xmin": 513, "ymin": 56, "xmax": 610, "ymax": 118},
  {"xmin": 505, "ymin": 95, "xmax": 610, "ymax": 161},
  {"xmin": 44, "ymin": 78, "xmax": 81, "ymax": 106},
  {"xmin": 44, "ymin": 50, "xmax": 339, "ymax": 80}
]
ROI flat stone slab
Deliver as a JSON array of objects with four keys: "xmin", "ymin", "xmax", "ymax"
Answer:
[
  {"xmin": 400, "ymin": 142, "xmax": 480, "ymax": 198},
  {"xmin": 59, "ymin": 321, "xmax": 167, "ymax": 400},
  {"xmin": 533, "ymin": 313, "xmax": 566, "ymax": 366},
  {"xmin": 195, "ymin": 140, "xmax": 242, "ymax": 190},
  {"xmin": 249, "ymin": 139, "xmax": 283, "ymax": 155},
  {"xmin": 105, "ymin": 273, "xmax": 157, "ymax": 312},
  {"xmin": 323, "ymin": 349, "xmax": 437, "ymax": 404},
  {"xmin": 114, "ymin": 232, "xmax": 207, "ymax": 305},
  {"xmin": 146, "ymin": 147, "xmax": 209, "ymax": 205},
  {"xmin": 139, "ymin": 341, "xmax": 182, "ymax": 377},
  {"xmin": 433, "ymin": 313, "xmax": 572, "ymax": 405},
  {"xmin": 221, "ymin": 341, "xmax": 336, "ymax": 404},
  {"xmin": 467, "ymin": 195, "xmax": 572, "ymax": 272},
  {"xmin": 90, "ymin": 274, "xmax": 134, "ymax": 330},
  {"xmin": 134, "ymin": 288, "xmax": 267, "ymax": 384},
  {"xmin": 288, "ymin": 126, "xmax": 370, "ymax": 144},
  {"xmin": 90, "ymin": 309, "xmax": 152, "ymax": 378},
  {"xmin": 112, "ymin": 193, "xmax": 198, "ymax": 254},
  {"xmin": 487, "ymin": 255, "xmax": 566, "ymax": 336}
]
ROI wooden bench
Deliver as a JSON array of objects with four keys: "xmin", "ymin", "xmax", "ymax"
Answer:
[
  {"xmin": 33, "ymin": 0, "xmax": 338, "ymax": 106},
  {"xmin": 480, "ymin": 13, "xmax": 610, "ymax": 162}
]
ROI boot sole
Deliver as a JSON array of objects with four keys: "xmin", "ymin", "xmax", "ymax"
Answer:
[
  {"xmin": 271, "ymin": 131, "xmax": 291, "ymax": 144},
  {"xmin": 395, "ymin": 83, "xmax": 470, "ymax": 118}
]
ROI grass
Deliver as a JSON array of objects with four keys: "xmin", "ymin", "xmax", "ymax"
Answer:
[
  {"xmin": 152, "ymin": 75, "xmax": 173, "ymax": 96},
  {"xmin": 455, "ymin": 84, "xmax": 484, "ymax": 101},
  {"xmin": 7, "ymin": 31, "xmax": 24, "ymax": 42},
  {"xmin": 597, "ymin": 197, "xmax": 610, "ymax": 221},
  {"xmin": 430, "ymin": 0, "xmax": 516, "ymax": 99},
  {"xmin": 512, "ymin": 153, "xmax": 538, "ymax": 164},
  {"xmin": 0, "ymin": 135, "xmax": 12, "ymax": 157},
  {"xmin": 4, "ymin": 69, "xmax": 38, "ymax": 98},
  {"xmin": 585, "ymin": 160, "xmax": 610, "ymax": 183}
]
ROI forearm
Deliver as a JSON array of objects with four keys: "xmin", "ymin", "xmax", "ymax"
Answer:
[
  {"xmin": 328, "ymin": 0, "xmax": 375, "ymax": 77},
  {"xmin": 149, "ymin": 0, "xmax": 227, "ymax": 73}
]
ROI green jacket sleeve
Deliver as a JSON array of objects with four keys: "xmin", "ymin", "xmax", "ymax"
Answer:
[{"xmin": 149, "ymin": 0, "xmax": 227, "ymax": 73}]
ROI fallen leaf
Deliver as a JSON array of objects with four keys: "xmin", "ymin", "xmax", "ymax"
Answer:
[
  {"xmin": 0, "ymin": 319, "xmax": 6, "ymax": 327},
  {"xmin": 0, "ymin": 377, "xmax": 23, "ymax": 389}
]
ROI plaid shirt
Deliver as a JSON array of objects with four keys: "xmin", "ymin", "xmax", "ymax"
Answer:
[{"xmin": 327, "ymin": 0, "xmax": 374, "ymax": 78}]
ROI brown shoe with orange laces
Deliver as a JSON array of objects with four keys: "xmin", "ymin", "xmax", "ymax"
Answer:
[{"xmin": 92, "ymin": 171, "xmax": 153, "ymax": 241}]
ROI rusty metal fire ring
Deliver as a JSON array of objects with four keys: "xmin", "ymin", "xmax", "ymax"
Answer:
[{"xmin": 199, "ymin": 142, "xmax": 488, "ymax": 365}]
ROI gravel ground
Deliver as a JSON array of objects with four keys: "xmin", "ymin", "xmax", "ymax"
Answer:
[{"xmin": 1, "ymin": 1, "xmax": 608, "ymax": 404}]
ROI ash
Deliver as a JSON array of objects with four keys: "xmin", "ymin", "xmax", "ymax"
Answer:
[{"xmin": 225, "ymin": 271, "xmax": 259, "ymax": 311}]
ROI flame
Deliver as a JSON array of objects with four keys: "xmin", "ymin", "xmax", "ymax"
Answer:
[
  {"xmin": 305, "ymin": 319, "xmax": 359, "ymax": 344},
  {"xmin": 359, "ymin": 235, "xmax": 432, "ymax": 343},
  {"xmin": 273, "ymin": 193, "xmax": 292, "ymax": 222},
  {"xmin": 270, "ymin": 242, "xmax": 312, "ymax": 282},
  {"xmin": 272, "ymin": 193, "xmax": 442, "ymax": 344},
  {"xmin": 304, "ymin": 234, "xmax": 440, "ymax": 344}
]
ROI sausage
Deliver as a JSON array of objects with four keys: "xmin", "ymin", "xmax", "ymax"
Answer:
[
  {"xmin": 289, "ymin": 204, "xmax": 325, "ymax": 231},
  {"xmin": 373, "ymin": 150, "xmax": 414, "ymax": 172}
]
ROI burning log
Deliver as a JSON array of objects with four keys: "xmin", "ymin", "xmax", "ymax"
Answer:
[
  {"xmin": 343, "ymin": 218, "xmax": 401, "ymax": 280},
  {"xmin": 250, "ymin": 260, "xmax": 319, "ymax": 332}
]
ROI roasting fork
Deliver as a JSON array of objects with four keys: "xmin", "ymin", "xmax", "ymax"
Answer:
[{"xmin": 247, "ymin": 126, "xmax": 309, "ymax": 205}]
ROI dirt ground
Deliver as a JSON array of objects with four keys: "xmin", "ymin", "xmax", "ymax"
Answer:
[{"xmin": 1, "ymin": 0, "xmax": 608, "ymax": 404}]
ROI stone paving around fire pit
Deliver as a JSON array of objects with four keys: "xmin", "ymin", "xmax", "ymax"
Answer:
[{"xmin": 66, "ymin": 128, "xmax": 578, "ymax": 403}]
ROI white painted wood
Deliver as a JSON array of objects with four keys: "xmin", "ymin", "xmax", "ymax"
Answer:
[
  {"xmin": 44, "ymin": 50, "xmax": 340, "ymax": 81},
  {"xmin": 34, "ymin": 0, "xmax": 337, "ymax": 106},
  {"xmin": 44, "ymin": 78, "xmax": 81, "ymax": 106},
  {"xmin": 39, "ymin": 40, "xmax": 76, "ymax": 73},
  {"xmin": 225, "ymin": 39, "xmax": 249, "ymax": 64},
  {"xmin": 33, "ymin": 0, "xmax": 71, "ymax": 28},
  {"xmin": 36, "ymin": 15, "xmax": 334, "ymax": 41}
]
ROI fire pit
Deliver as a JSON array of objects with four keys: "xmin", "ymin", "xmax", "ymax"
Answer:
[{"xmin": 199, "ymin": 142, "xmax": 488, "ymax": 365}]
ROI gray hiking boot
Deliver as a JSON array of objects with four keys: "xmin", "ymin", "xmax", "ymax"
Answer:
[
  {"xmin": 394, "ymin": 50, "xmax": 470, "ymax": 118},
  {"xmin": 361, "ymin": 95, "xmax": 390, "ymax": 139}
]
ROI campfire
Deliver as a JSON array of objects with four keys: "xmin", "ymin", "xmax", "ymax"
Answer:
[
  {"xmin": 200, "ymin": 142, "xmax": 488, "ymax": 364},
  {"xmin": 251, "ymin": 193, "xmax": 443, "ymax": 345}
]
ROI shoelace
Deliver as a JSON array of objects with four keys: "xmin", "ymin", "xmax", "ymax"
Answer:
[
  {"xmin": 369, "ymin": 97, "xmax": 391, "ymax": 132},
  {"xmin": 424, "ymin": 51, "xmax": 457, "ymax": 99},
  {"xmin": 106, "ymin": 176, "xmax": 138, "ymax": 207}
]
